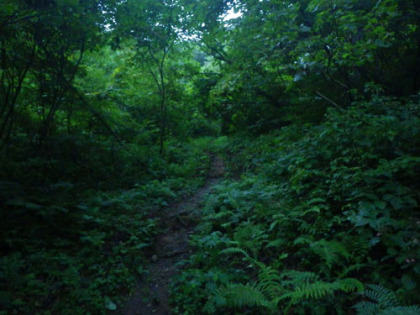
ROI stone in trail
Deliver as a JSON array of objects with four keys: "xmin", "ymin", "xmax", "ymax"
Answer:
[{"xmin": 124, "ymin": 155, "xmax": 224, "ymax": 315}]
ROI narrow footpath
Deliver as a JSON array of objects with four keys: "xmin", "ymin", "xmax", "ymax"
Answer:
[{"xmin": 124, "ymin": 156, "xmax": 225, "ymax": 315}]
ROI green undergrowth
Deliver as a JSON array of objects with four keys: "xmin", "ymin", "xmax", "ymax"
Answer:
[
  {"xmin": 0, "ymin": 137, "xmax": 213, "ymax": 314},
  {"xmin": 170, "ymin": 96, "xmax": 420, "ymax": 314}
]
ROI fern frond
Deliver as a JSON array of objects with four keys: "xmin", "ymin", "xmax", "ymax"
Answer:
[
  {"xmin": 221, "ymin": 247, "xmax": 250, "ymax": 258},
  {"xmin": 213, "ymin": 283, "xmax": 275, "ymax": 310},
  {"xmin": 277, "ymin": 281, "xmax": 336, "ymax": 302},
  {"xmin": 299, "ymin": 218, "xmax": 330, "ymax": 235},
  {"xmin": 310, "ymin": 239, "xmax": 351, "ymax": 267},
  {"xmin": 257, "ymin": 264, "xmax": 283, "ymax": 299},
  {"xmin": 353, "ymin": 301, "xmax": 380, "ymax": 315},
  {"xmin": 293, "ymin": 234, "xmax": 314, "ymax": 246},
  {"xmin": 277, "ymin": 278, "xmax": 363, "ymax": 304},
  {"xmin": 352, "ymin": 284, "xmax": 419, "ymax": 315},
  {"xmin": 339, "ymin": 263, "xmax": 368, "ymax": 277},
  {"xmin": 380, "ymin": 306, "xmax": 420, "ymax": 315},
  {"xmin": 343, "ymin": 236, "xmax": 369, "ymax": 257},
  {"xmin": 206, "ymin": 210, "xmax": 234, "ymax": 220},
  {"xmin": 280, "ymin": 269, "xmax": 320, "ymax": 285},
  {"xmin": 265, "ymin": 239, "xmax": 286, "ymax": 248},
  {"xmin": 337, "ymin": 278, "xmax": 364, "ymax": 293},
  {"xmin": 362, "ymin": 284, "xmax": 398, "ymax": 309},
  {"xmin": 212, "ymin": 253, "xmax": 285, "ymax": 309}
]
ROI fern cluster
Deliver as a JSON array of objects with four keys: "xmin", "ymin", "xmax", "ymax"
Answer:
[
  {"xmin": 353, "ymin": 284, "xmax": 420, "ymax": 315},
  {"xmin": 204, "ymin": 248, "xmax": 363, "ymax": 313},
  {"xmin": 171, "ymin": 98, "xmax": 420, "ymax": 314}
]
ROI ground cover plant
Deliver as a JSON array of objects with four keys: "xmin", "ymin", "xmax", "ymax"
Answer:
[
  {"xmin": 171, "ymin": 96, "xmax": 420, "ymax": 314},
  {"xmin": 0, "ymin": 137, "xmax": 212, "ymax": 313},
  {"xmin": 1, "ymin": 0, "xmax": 420, "ymax": 313}
]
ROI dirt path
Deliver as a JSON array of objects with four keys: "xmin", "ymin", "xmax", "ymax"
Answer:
[{"xmin": 124, "ymin": 156, "xmax": 225, "ymax": 315}]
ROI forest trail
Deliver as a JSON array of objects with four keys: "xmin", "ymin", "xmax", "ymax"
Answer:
[{"xmin": 124, "ymin": 155, "xmax": 225, "ymax": 315}]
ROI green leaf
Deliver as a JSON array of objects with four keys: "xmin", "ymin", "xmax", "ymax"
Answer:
[
  {"xmin": 105, "ymin": 299, "xmax": 117, "ymax": 311},
  {"xmin": 401, "ymin": 274, "xmax": 416, "ymax": 291}
]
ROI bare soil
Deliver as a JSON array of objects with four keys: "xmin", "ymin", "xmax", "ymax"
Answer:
[{"xmin": 124, "ymin": 156, "xmax": 225, "ymax": 315}]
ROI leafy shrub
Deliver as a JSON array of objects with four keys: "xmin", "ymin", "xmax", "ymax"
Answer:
[
  {"xmin": 171, "ymin": 96, "xmax": 420, "ymax": 313},
  {"xmin": 0, "ymin": 136, "xmax": 212, "ymax": 313}
]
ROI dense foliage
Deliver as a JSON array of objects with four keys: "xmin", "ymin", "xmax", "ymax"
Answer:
[
  {"xmin": 1, "ymin": 0, "xmax": 419, "ymax": 313},
  {"xmin": 171, "ymin": 96, "xmax": 420, "ymax": 313},
  {"xmin": 0, "ymin": 136, "xmax": 213, "ymax": 313}
]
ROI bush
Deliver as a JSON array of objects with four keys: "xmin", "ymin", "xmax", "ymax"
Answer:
[{"xmin": 171, "ymin": 96, "xmax": 420, "ymax": 313}]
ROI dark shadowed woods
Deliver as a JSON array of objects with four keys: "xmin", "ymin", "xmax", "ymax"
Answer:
[{"xmin": 0, "ymin": 1, "xmax": 419, "ymax": 314}]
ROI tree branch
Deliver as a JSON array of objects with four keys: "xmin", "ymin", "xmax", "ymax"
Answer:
[{"xmin": 315, "ymin": 91, "xmax": 344, "ymax": 110}]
